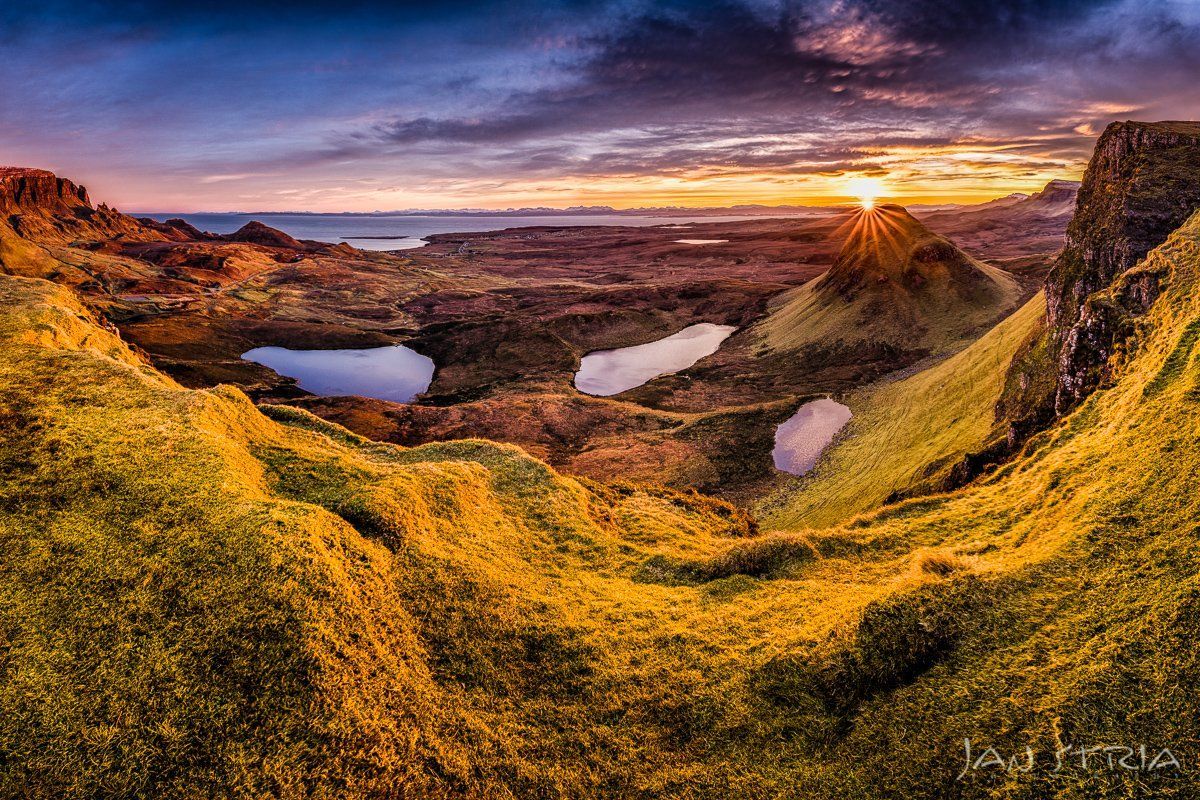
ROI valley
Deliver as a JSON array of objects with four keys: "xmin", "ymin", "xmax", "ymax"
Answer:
[
  {"xmin": 0, "ymin": 169, "xmax": 1071, "ymax": 501},
  {"xmin": 6, "ymin": 120, "xmax": 1200, "ymax": 798}
]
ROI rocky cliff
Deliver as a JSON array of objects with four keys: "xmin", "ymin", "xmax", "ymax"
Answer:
[
  {"xmin": 907, "ymin": 123, "xmax": 1200, "ymax": 491},
  {"xmin": 0, "ymin": 167, "xmax": 91, "ymax": 213},
  {"xmin": 0, "ymin": 166, "xmax": 167, "ymax": 246},
  {"xmin": 1046, "ymin": 121, "xmax": 1200, "ymax": 412}
]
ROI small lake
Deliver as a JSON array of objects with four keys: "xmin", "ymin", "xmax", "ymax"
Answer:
[
  {"xmin": 773, "ymin": 398, "xmax": 853, "ymax": 475},
  {"xmin": 242, "ymin": 344, "xmax": 435, "ymax": 402},
  {"xmin": 574, "ymin": 323, "xmax": 736, "ymax": 396}
]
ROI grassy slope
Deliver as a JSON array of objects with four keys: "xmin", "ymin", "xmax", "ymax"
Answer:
[
  {"xmin": 759, "ymin": 259, "xmax": 1022, "ymax": 356},
  {"xmin": 762, "ymin": 292, "xmax": 1045, "ymax": 529},
  {"xmin": 0, "ymin": 276, "xmax": 716, "ymax": 796},
  {"xmin": 4, "ymin": 212, "xmax": 1200, "ymax": 797},
  {"xmin": 801, "ymin": 211, "xmax": 1200, "ymax": 797},
  {"xmin": 0, "ymin": 275, "xmax": 890, "ymax": 798}
]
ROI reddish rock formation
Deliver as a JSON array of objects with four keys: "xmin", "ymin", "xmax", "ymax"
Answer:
[
  {"xmin": 0, "ymin": 167, "xmax": 91, "ymax": 214},
  {"xmin": 0, "ymin": 166, "xmax": 164, "ymax": 249},
  {"xmin": 1026, "ymin": 178, "xmax": 1081, "ymax": 211},
  {"xmin": 225, "ymin": 220, "xmax": 304, "ymax": 249},
  {"xmin": 137, "ymin": 216, "xmax": 209, "ymax": 240}
]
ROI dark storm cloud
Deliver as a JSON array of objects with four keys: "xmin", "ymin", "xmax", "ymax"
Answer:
[
  {"xmin": 1, "ymin": 0, "xmax": 1198, "ymax": 207},
  {"xmin": 0, "ymin": 1, "xmax": 526, "ymax": 30},
  {"xmin": 357, "ymin": 0, "xmax": 1178, "ymax": 179}
]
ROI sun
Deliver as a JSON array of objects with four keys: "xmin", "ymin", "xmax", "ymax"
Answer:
[{"xmin": 846, "ymin": 176, "xmax": 885, "ymax": 210}]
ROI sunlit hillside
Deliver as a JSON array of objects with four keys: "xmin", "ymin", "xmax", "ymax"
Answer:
[
  {"xmin": 762, "ymin": 293, "xmax": 1045, "ymax": 528},
  {"xmin": 5, "ymin": 197, "xmax": 1200, "ymax": 796}
]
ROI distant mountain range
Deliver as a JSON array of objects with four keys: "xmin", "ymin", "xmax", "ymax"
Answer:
[
  {"xmin": 128, "ymin": 203, "xmax": 840, "ymax": 218},
  {"xmin": 131, "ymin": 189, "xmax": 1077, "ymax": 218}
]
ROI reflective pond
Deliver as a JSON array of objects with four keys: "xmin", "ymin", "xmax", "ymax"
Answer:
[
  {"xmin": 772, "ymin": 398, "xmax": 853, "ymax": 475},
  {"xmin": 242, "ymin": 344, "xmax": 435, "ymax": 403},
  {"xmin": 574, "ymin": 323, "xmax": 736, "ymax": 396}
]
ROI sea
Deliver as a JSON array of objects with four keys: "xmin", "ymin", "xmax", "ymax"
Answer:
[{"xmin": 137, "ymin": 212, "xmax": 783, "ymax": 251}]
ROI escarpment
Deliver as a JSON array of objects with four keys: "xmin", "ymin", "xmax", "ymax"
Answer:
[
  {"xmin": 0, "ymin": 167, "xmax": 168, "ymax": 249},
  {"xmin": 1046, "ymin": 121, "xmax": 1200, "ymax": 413},
  {"xmin": 969, "ymin": 122, "xmax": 1200, "ymax": 479},
  {"xmin": 0, "ymin": 167, "xmax": 91, "ymax": 213}
]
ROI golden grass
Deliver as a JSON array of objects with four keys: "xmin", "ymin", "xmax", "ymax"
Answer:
[
  {"xmin": 4, "ymin": 212, "xmax": 1200, "ymax": 796},
  {"xmin": 761, "ymin": 292, "xmax": 1045, "ymax": 529}
]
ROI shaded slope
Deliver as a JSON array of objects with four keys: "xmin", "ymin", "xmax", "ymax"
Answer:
[{"xmin": 759, "ymin": 204, "xmax": 1022, "ymax": 356}]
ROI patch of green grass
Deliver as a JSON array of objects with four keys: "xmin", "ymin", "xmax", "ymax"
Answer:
[
  {"xmin": 1144, "ymin": 317, "xmax": 1200, "ymax": 397},
  {"xmin": 761, "ymin": 292, "xmax": 1045, "ymax": 529}
]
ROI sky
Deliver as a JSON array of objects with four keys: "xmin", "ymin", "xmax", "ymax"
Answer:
[{"xmin": 1, "ymin": 0, "xmax": 1198, "ymax": 211}]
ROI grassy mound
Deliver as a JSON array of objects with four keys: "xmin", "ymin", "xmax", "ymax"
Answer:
[
  {"xmin": 759, "ymin": 205, "xmax": 1024, "ymax": 356},
  {"xmin": 0, "ymin": 276, "xmax": 761, "ymax": 797},
  {"xmin": 5, "ymin": 210, "xmax": 1200, "ymax": 797}
]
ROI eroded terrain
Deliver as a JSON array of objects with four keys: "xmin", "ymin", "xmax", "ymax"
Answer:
[{"xmin": 1, "ymin": 170, "xmax": 1072, "ymax": 498}]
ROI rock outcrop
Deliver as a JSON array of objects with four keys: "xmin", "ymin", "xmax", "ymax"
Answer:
[
  {"xmin": 137, "ymin": 216, "xmax": 210, "ymax": 240},
  {"xmin": 0, "ymin": 167, "xmax": 91, "ymax": 214},
  {"xmin": 951, "ymin": 121, "xmax": 1200, "ymax": 491},
  {"xmin": 1047, "ymin": 121, "xmax": 1200, "ymax": 413},
  {"xmin": 224, "ymin": 220, "xmax": 304, "ymax": 249},
  {"xmin": 0, "ymin": 166, "xmax": 170, "ymax": 252}
]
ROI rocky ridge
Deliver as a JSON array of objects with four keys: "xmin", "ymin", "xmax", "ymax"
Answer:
[{"xmin": 1047, "ymin": 121, "xmax": 1200, "ymax": 412}]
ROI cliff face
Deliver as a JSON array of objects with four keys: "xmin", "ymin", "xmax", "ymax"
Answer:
[
  {"xmin": 0, "ymin": 165, "xmax": 169, "ymax": 250},
  {"xmin": 1046, "ymin": 121, "xmax": 1200, "ymax": 412},
  {"xmin": 0, "ymin": 167, "xmax": 91, "ymax": 214}
]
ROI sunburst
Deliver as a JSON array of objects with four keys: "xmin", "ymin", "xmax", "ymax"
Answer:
[{"xmin": 846, "ymin": 176, "xmax": 886, "ymax": 210}]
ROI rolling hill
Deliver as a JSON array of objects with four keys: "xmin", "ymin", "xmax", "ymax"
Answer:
[
  {"xmin": 4, "ymin": 122, "xmax": 1200, "ymax": 797},
  {"xmin": 6, "ymin": 203, "xmax": 1200, "ymax": 799}
]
